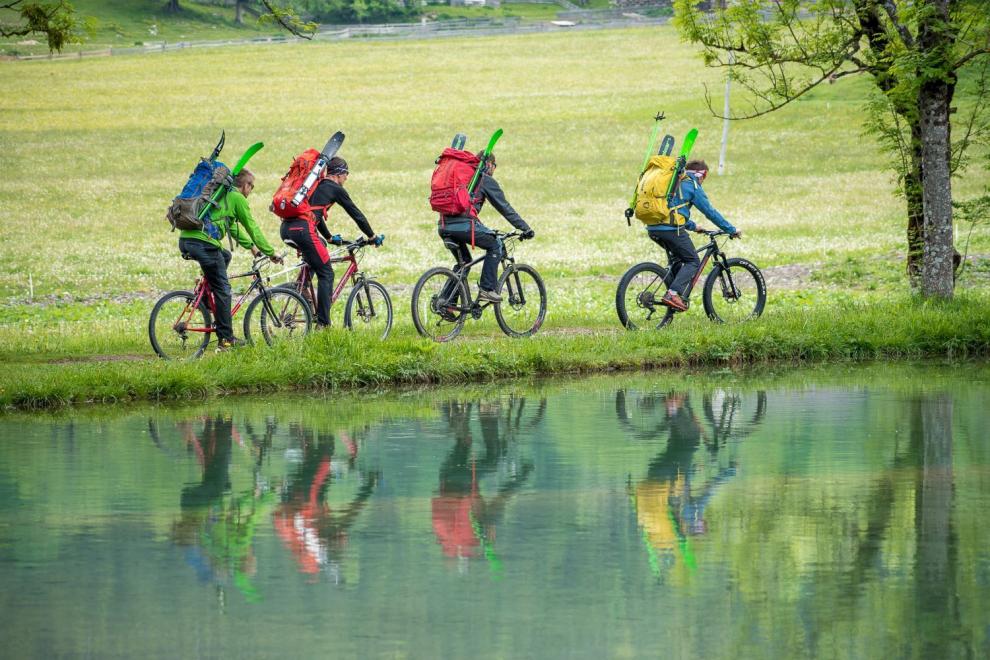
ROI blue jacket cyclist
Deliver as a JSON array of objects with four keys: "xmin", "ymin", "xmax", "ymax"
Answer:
[{"xmin": 645, "ymin": 159, "xmax": 741, "ymax": 311}]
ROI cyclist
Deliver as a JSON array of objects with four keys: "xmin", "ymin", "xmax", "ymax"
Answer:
[
  {"xmin": 177, "ymin": 168, "xmax": 283, "ymax": 350},
  {"xmin": 646, "ymin": 160, "xmax": 740, "ymax": 312},
  {"xmin": 280, "ymin": 156, "xmax": 382, "ymax": 329},
  {"xmin": 438, "ymin": 152, "xmax": 534, "ymax": 303}
]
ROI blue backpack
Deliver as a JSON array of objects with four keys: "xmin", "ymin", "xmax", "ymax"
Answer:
[{"xmin": 166, "ymin": 159, "xmax": 231, "ymax": 237}]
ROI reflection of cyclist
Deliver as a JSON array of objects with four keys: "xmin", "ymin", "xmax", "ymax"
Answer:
[
  {"xmin": 431, "ymin": 401, "xmax": 533, "ymax": 564},
  {"xmin": 170, "ymin": 415, "xmax": 272, "ymax": 603},
  {"xmin": 273, "ymin": 425, "xmax": 379, "ymax": 581},
  {"xmin": 630, "ymin": 393, "xmax": 736, "ymax": 575}
]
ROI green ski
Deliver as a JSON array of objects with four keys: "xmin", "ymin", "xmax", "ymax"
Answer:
[
  {"xmin": 468, "ymin": 128, "xmax": 503, "ymax": 194},
  {"xmin": 197, "ymin": 141, "xmax": 264, "ymax": 221},
  {"xmin": 628, "ymin": 112, "xmax": 666, "ymax": 210},
  {"xmin": 664, "ymin": 128, "xmax": 698, "ymax": 204}
]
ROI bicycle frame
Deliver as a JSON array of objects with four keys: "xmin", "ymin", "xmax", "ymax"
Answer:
[
  {"xmin": 171, "ymin": 262, "xmax": 271, "ymax": 335},
  {"xmin": 273, "ymin": 242, "xmax": 379, "ymax": 316},
  {"xmin": 444, "ymin": 232, "xmax": 522, "ymax": 313},
  {"xmin": 663, "ymin": 232, "xmax": 737, "ymax": 300}
]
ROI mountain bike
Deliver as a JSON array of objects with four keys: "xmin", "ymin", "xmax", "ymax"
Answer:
[
  {"xmin": 149, "ymin": 252, "xmax": 312, "ymax": 360},
  {"xmin": 411, "ymin": 231, "xmax": 546, "ymax": 342},
  {"xmin": 271, "ymin": 235, "xmax": 393, "ymax": 340},
  {"xmin": 616, "ymin": 229, "xmax": 766, "ymax": 330}
]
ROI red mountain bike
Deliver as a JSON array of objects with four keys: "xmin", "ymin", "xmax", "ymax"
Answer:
[
  {"xmin": 615, "ymin": 229, "xmax": 766, "ymax": 329},
  {"xmin": 149, "ymin": 252, "xmax": 312, "ymax": 359},
  {"xmin": 273, "ymin": 235, "xmax": 393, "ymax": 340}
]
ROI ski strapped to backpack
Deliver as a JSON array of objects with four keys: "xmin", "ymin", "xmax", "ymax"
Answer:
[
  {"xmin": 167, "ymin": 131, "xmax": 229, "ymax": 234},
  {"xmin": 271, "ymin": 131, "xmax": 346, "ymax": 222},
  {"xmin": 633, "ymin": 128, "xmax": 699, "ymax": 228},
  {"xmin": 166, "ymin": 134, "xmax": 265, "ymax": 241},
  {"xmin": 429, "ymin": 128, "xmax": 503, "ymax": 247}
]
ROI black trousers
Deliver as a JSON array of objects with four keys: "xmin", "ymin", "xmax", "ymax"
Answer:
[
  {"xmin": 179, "ymin": 238, "xmax": 234, "ymax": 341},
  {"xmin": 438, "ymin": 222, "xmax": 502, "ymax": 292},
  {"xmin": 281, "ymin": 220, "xmax": 335, "ymax": 327},
  {"xmin": 648, "ymin": 229, "xmax": 701, "ymax": 297}
]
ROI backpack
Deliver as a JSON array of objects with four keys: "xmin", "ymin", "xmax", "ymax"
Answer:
[
  {"xmin": 633, "ymin": 155, "xmax": 690, "ymax": 226},
  {"xmin": 166, "ymin": 159, "xmax": 231, "ymax": 236},
  {"xmin": 430, "ymin": 148, "xmax": 480, "ymax": 218},
  {"xmin": 271, "ymin": 149, "xmax": 323, "ymax": 222}
]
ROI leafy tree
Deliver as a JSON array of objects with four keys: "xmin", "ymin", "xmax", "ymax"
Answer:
[
  {"xmin": 0, "ymin": 0, "xmax": 77, "ymax": 51},
  {"xmin": 674, "ymin": 0, "xmax": 990, "ymax": 299}
]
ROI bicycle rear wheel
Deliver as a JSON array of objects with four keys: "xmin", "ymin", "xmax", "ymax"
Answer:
[
  {"xmin": 344, "ymin": 279, "xmax": 393, "ymax": 340},
  {"xmin": 411, "ymin": 267, "xmax": 469, "ymax": 342},
  {"xmin": 494, "ymin": 264, "xmax": 546, "ymax": 338},
  {"xmin": 615, "ymin": 262, "xmax": 676, "ymax": 330},
  {"xmin": 243, "ymin": 288, "xmax": 313, "ymax": 346},
  {"xmin": 149, "ymin": 290, "xmax": 212, "ymax": 360},
  {"xmin": 702, "ymin": 258, "xmax": 766, "ymax": 324}
]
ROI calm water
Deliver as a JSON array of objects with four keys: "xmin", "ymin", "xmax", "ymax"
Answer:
[{"xmin": 1, "ymin": 365, "xmax": 989, "ymax": 658}]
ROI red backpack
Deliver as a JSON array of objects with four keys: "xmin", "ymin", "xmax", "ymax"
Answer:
[
  {"xmin": 271, "ymin": 149, "xmax": 323, "ymax": 221},
  {"xmin": 430, "ymin": 148, "xmax": 480, "ymax": 218}
]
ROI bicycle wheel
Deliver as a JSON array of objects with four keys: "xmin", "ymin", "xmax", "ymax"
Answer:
[
  {"xmin": 702, "ymin": 258, "xmax": 766, "ymax": 324},
  {"xmin": 615, "ymin": 262, "xmax": 676, "ymax": 330},
  {"xmin": 344, "ymin": 279, "xmax": 393, "ymax": 340},
  {"xmin": 243, "ymin": 288, "xmax": 313, "ymax": 346},
  {"xmin": 494, "ymin": 264, "xmax": 547, "ymax": 338},
  {"xmin": 411, "ymin": 267, "xmax": 470, "ymax": 342},
  {"xmin": 148, "ymin": 290, "xmax": 212, "ymax": 360}
]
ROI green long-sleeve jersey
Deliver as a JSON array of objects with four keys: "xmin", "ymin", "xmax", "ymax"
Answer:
[{"xmin": 179, "ymin": 190, "xmax": 277, "ymax": 256}]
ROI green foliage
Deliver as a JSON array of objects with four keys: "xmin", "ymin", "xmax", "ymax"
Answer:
[
  {"xmin": 0, "ymin": 0, "xmax": 80, "ymax": 51},
  {"xmin": 297, "ymin": 0, "xmax": 418, "ymax": 24}
]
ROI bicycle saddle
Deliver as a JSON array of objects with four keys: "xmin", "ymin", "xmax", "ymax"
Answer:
[{"xmin": 283, "ymin": 239, "xmax": 301, "ymax": 250}]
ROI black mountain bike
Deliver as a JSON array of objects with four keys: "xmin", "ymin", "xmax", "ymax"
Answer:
[
  {"xmin": 411, "ymin": 231, "xmax": 547, "ymax": 342},
  {"xmin": 616, "ymin": 229, "xmax": 766, "ymax": 330}
]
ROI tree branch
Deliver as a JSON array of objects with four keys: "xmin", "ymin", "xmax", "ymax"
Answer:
[{"xmin": 259, "ymin": 0, "xmax": 317, "ymax": 39}]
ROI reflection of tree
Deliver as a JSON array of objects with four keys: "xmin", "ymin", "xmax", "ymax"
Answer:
[
  {"xmin": 273, "ymin": 425, "xmax": 379, "ymax": 583},
  {"xmin": 624, "ymin": 390, "xmax": 765, "ymax": 580},
  {"xmin": 166, "ymin": 415, "xmax": 274, "ymax": 605},
  {"xmin": 431, "ymin": 398, "xmax": 537, "ymax": 572}
]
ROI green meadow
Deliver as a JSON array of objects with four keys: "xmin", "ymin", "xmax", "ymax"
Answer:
[{"xmin": 1, "ymin": 25, "xmax": 988, "ymax": 408}]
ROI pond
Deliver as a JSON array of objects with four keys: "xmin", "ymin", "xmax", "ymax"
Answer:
[{"xmin": 1, "ymin": 364, "xmax": 988, "ymax": 658}]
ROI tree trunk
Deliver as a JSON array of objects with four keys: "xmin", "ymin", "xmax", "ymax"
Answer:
[
  {"xmin": 165, "ymin": 0, "xmax": 181, "ymax": 13},
  {"xmin": 235, "ymin": 1, "xmax": 244, "ymax": 24},
  {"xmin": 917, "ymin": 1, "xmax": 956, "ymax": 299},
  {"xmin": 905, "ymin": 125, "xmax": 925, "ymax": 288}
]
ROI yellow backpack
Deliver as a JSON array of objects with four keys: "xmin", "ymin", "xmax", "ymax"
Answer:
[{"xmin": 634, "ymin": 155, "xmax": 689, "ymax": 226}]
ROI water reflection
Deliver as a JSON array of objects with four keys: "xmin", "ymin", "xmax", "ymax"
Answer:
[
  {"xmin": 274, "ymin": 424, "xmax": 379, "ymax": 583},
  {"xmin": 431, "ymin": 398, "xmax": 541, "ymax": 573},
  {"xmin": 619, "ymin": 389, "xmax": 767, "ymax": 580},
  {"xmin": 2, "ymin": 369, "xmax": 986, "ymax": 657},
  {"xmin": 161, "ymin": 416, "xmax": 273, "ymax": 605}
]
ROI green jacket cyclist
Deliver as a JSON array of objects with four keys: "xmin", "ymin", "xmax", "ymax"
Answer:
[{"xmin": 177, "ymin": 169, "xmax": 283, "ymax": 350}]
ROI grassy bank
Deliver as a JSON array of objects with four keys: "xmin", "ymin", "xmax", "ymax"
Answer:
[
  {"xmin": 1, "ymin": 27, "xmax": 988, "ymax": 409},
  {"xmin": 3, "ymin": 293, "xmax": 988, "ymax": 410}
]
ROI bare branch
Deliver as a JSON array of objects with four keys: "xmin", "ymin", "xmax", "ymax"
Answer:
[{"xmin": 259, "ymin": 0, "xmax": 316, "ymax": 40}]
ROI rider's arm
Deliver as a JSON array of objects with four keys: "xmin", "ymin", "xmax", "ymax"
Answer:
[
  {"xmin": 314, "ymin": 217, "xmax": 334, "ymax": 242},
  {"xmin": 481, "ymin": 176, "xmax": 531, "ymax": 233},
  {"xmin": 229, "ymin": 192, "xmax": 276, "ymax": 256},
  {"xmin": 689, "ymin": 184, "xmax": 737, "ymax": 234},
  {"xmin": 312, "ymin": 181, "xmax": 374, "ymax": 239}
]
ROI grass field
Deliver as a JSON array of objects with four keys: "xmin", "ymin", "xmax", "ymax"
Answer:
[{"xmin": 1, "ymin": 25, "xmax": 988, "ymax": 407}]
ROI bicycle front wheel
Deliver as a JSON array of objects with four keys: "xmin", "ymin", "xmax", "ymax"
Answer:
[
  {"xmin": 615, "ymin": 262, "xmax": 675, "ymax": 330},
  {"xmin": 149, "ymin": 290, "xmax": 212, "ymax": 360},
  {"xmin": 702, "ymin": 257, "xmax": 766, "ymax": 324},
  {"xmin": 411, "ymin": 267, "xmax": 469, "ymax": 342},
  {"xmin": 344, "ymin": 279, "xmax": 393, "ymax": 340},
  {"xmin": 494, "ymin": 264, "xmax": 547, "ymax": 338},
  {"xmin": 243, "ymin": 288, "xmax": 313, "ymax": 346}
]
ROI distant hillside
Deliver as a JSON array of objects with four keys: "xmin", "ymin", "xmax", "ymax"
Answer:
[{"xmin": 0, "ymin": 0, "xmax": 278, "ymax": 56}]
